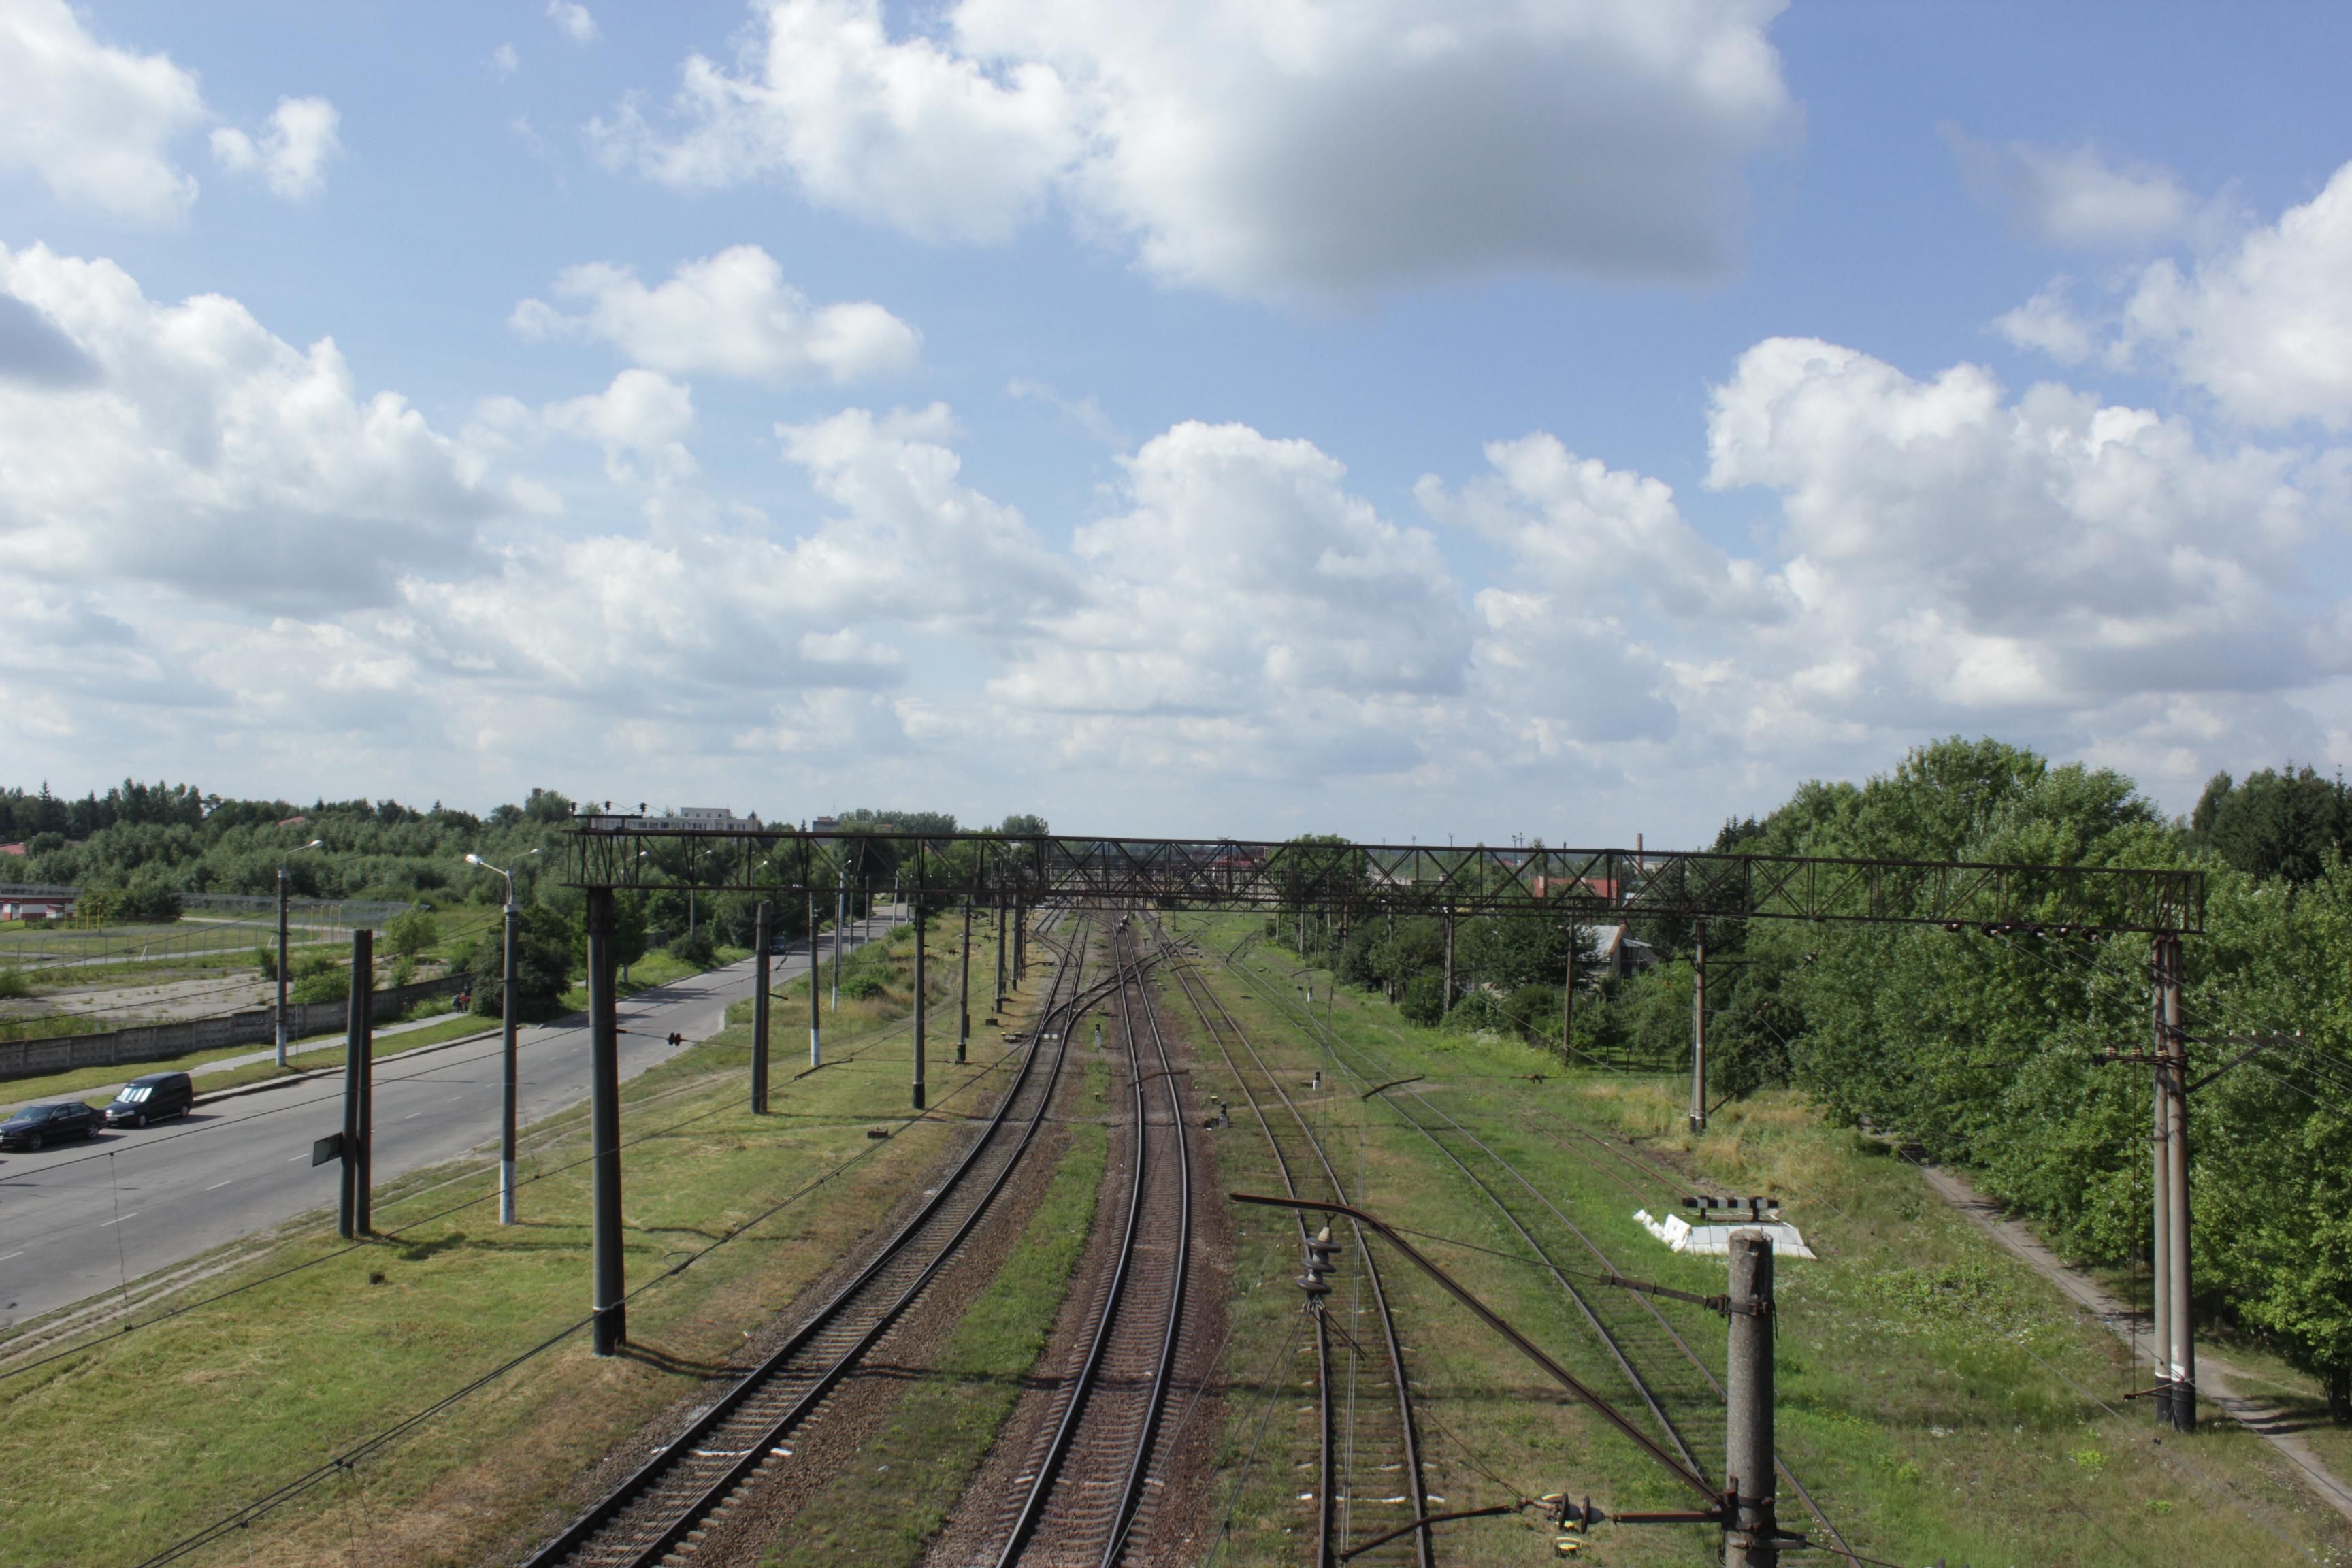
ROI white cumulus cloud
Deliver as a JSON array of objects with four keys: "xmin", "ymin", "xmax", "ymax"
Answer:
[
  {"xmin": 0, "ymin": 243, "xmax": 495, "ymax": 614},
  {"xmin": 210, "ymin": 96, "xmax": 343, "ymax": 201},
  {"xmin": 595, "ymin": 0, "xmax": 1793, "ymax": 301},
  {"xmin": 512, "ymin": 246, "xmax": 920, "ymax": 383},
  {"xmin": 0, "ymin": 0, "xmax": 206, "ymax": 223},
  {"xmin": 2117, "ymin": 161, "xmax": 2352, "ymax": 430}
]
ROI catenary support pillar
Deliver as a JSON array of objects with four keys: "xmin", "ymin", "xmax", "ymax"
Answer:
[
  {"xmin": 912, "ymin": 898, "xmax": 928, "ymax": 1109},
  {"xmin": 2151, "ymin": 1032, "xmax": 2173, "ymax": 1425},
  {"xmin": 995, "ymin": 898, "xmax": 1008, "ymax": 1007},
  {"xmin": 1725, "ymin": 1230, "xmax": 1777, "ymax": 1568},
  {"xmin": 809, "ymin": 885, "xmax": 822, "ymax": 1068},
  {"xmin": 338, "ymin": 927, "xmax": 374, "ymax": 1237},
  {"xmin": 587, "ymin": 888, "xmax": 626, "ymax": 1354},
  {"xmin": 1562, "ymin": 923, "xmax": 1577, "ymax": 1067},
  {"xmin": 751, "ymin": 901, "xmax": 771, "ymax": 1113},
  {"xmin": 958, "ymin": 899, "xmax": 973, "ymax": 1064},
  {"xmin": 1689, "ymin": 920, "xmax": 1710, "ymax": 1135}
]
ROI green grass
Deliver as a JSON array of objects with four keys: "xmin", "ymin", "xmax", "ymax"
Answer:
[
  {"xmin": 1181, "ymin": 914, "xmax": 2352, "ymax": 1567},
  {"xmin": 0, "ymin": 924, "xmax": 1024, "ymax": 1567},
  {"xmin": 762, "ymin": 1102, "xmax": 1107, "ymax": 1566},
  {"xmin": 556, "ymin": 943, "xmax": 751, "ymax": 1013}
]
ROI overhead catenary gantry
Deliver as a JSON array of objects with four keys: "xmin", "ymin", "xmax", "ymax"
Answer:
[
  {"xmin": 555, "ymin": 815, "xmax": 2211, "ymax": 1433},
  {"xmin": 566, "ymin": 819, "xmax": 2204, "ymax": 935}
]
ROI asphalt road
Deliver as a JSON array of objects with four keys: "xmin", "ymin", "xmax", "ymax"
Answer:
[{"xmin": 0, "ymin": 925, "xmax": 891, "ymax": 1329}]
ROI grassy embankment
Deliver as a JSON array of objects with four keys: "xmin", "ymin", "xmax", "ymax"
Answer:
[
  {"xmin": 1180, "ymin": 913, "xmax": 2352, "ymax": 1568},
  {"xmin": 0, "ymin": 916, "xmax": 1024, "ymax": 1568}
]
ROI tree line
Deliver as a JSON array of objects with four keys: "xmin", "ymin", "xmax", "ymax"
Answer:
[{"xmin": 1283, "ymin": 740, "xmax": 2352, "ymax": 1417}]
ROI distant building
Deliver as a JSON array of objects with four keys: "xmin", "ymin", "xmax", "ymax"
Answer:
[
  {"xmin": 1582, "ymin": 924, "xmax": 1661, "ymax": 979},
  {"xmin": 1, "ymin": 892, "xmax": 74, "ymax": 921}
]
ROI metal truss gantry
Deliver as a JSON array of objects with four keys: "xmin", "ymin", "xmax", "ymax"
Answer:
[{"xmin": 563, "ymin": 821, "xmax": 2204, "ymax": 937}]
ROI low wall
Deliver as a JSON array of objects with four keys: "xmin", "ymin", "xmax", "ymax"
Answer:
[{"xmin": 0, "ymin": 973, "xmax": 472, "ymax": 1084}]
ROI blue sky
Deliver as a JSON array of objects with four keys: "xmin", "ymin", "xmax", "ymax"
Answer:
[{"xmin": 5, "ymin": 1, "xmax": 2351, "ymax": 843}]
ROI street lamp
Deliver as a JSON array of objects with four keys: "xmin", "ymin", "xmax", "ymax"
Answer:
[
  {"xmin": 466, "ymin": 848, "xmax": 538, "ymax": 1225},
  {"xmin": 274, "ymin": 839, "xmax": 324, "ymax": 1070}
]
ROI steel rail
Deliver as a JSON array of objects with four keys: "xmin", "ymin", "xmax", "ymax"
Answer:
[
  {"xmin": 524, "ymin": 911, "xmax": 1097, "ymax": 1568},
  {"xmin": 994, "ymin": 921, "xmax": 1195, "ymax": 1567},
  {"xmin": 1231, "ymin": 941, "xmax": 1861, "ymax": 1562},
  {"xmin": 1151, "ymin": 921, "xmax": 1433, "ymax": 1568}
]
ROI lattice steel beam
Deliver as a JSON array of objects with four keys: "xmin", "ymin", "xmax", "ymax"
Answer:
[{"xmin": 561, "ymin": 821, "xmax": 2202, "ymax": 935}]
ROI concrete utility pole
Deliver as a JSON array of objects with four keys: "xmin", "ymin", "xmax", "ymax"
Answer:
[
  {"xmin": 808, "ymin": 885, "xmax": 822, "ymax": 1069},
  {"xmin": 751, "ymin": 901, "xmax": 771, "ymax": 1114},
  {"xmin": 337, "ymin": 928, "xmax": 374, "ymax": 1237},
  {"xmin": 996, "ymin": 898, "xmax": 1008, "ymax": 1007},
  {"xmin": 2154, "ymin": 932, "xmax": 2195, "ymax": 1430},
  {"xmin": 1689, "ymin": 920, "xmax": 1709, "ymax": 1135},
  {"xmin": 586, "ymin": 888, "xmax": 626, "ymax": 1355},
  {"xmin": 1725, "ymin": 1230, "xmax": 1776, "ymax": 1567},
  {"xmin": 911, "ymin": 897, "xmax": 928, "ymax": 1110},
  {"xmin": 832, "ymin": 879, "xmax": 844, "ymax": 1012},
  {"xmin": 958, "ymin": 899, "xmax": 973, "ymax": 1064}
]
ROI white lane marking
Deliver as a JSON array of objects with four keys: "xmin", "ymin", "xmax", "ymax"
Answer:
[
  {"xmin": 287, "ymin": 1154, "xmax": 306, "ymax": 1162},
  {"xmin": 206, "ymin": 1180, "xmax": 233, "ymax": 1191},
  {"xmin": 404, "ymin": 1113, "xmax": 421, "ymax": 1120},
  {"xmin": 101, "ymin": 1213, "xmax": 139, "ymax": 1226},
  {"xmin": 0, "ymin": 1251, "xmax": 22, "ymax": 1261}
]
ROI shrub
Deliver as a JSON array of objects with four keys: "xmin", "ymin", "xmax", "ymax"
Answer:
[
  {"xmin": 252, "ymin": 945, "xmax": 278, "ymax": 981},
  {"xmin": 468, "ymin": 904, "xmax": 574, "ymax": 1021},
  {"xmin": 668, "ymin": 926, "xmax": 717, "ymax": 969},
  {"xmin": 844, "ymin": 971, "xmax": 891, "ymax": 1001},
  {"xmin": 0, "ymin": 968, "xmax": 29, "ymax": 1000},
  {"xmin": 384, "ymin": 909, "xmax": 440, "ymax": 960},
  {"xmin": 1400, "ymin": 974, "xmax": 1446, "ymax": 1026},
  {"xmin": 1503, "ymin": 983, "xmax": 1559, "ymax": 1042}
]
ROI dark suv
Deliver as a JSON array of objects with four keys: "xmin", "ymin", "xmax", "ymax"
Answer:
[
  {"xmin": 0, "ymin": 1101, "xmax": 102, "ymax": 1150},
  {"xmin": 103, "ymin": 1071, "xmax": 195, "ymax": 1128}
]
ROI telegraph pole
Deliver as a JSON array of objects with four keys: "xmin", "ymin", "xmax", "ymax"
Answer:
[
  {"xmin": 587, "ymin": 889, "xmax": 625, "ymax": 1354},
  {"xmin": 996, "ymin": 898, "xmax": 1008, "ymax": 1007},
  {"xmin": 1689, "ymin": 920, "xmax": 1709, "ymax": 1134},
  {"xmin": 337, "ymin": 928, "xmax": 374, "ymax": 1237},
  {"xmin": 1725, "ymin": 1230, "xmax": 1776, "ymax": 1567},
  {"xmin": 832, "ymin": 877, "xmax": 844, "ymax": 1012},
  {"xmin": 751, "ymin": 901, "xmax": 771, "ymax": 1113}
]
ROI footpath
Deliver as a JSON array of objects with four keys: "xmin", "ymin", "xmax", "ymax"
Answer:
[{"xmin": 1916, "ymin": 1160, "xmax": 2352, "ymax": 1525}]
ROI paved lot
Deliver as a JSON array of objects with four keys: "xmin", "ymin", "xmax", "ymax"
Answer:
[{"xmin": 0, "ymin": 928, "xmax": 883, "ymax": 1329}]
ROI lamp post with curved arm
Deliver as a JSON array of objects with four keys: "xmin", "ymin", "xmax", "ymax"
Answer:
[{"xmin": 466, "ymin": 849, "xmax": 536, "ymax": 1224}]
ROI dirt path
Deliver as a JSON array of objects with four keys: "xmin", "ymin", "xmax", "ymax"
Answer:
[{"xmin": 1914, "ymin": 1160, "xmax": 2352, "ymax": 1526}]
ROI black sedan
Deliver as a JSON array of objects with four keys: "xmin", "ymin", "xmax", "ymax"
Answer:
[{"xmin": 0, "ymin": 1101, "xmax": 102, "ymax": 1151}]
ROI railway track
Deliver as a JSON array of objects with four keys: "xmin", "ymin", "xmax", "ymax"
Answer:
[
  {"xmin": 523, "ymin": 912, "xmax": 1105, "ymax": 1568},
  {"xmin": 1193, "ymin": 925, "xmax": 1860, "ymax": 1563},
  {"xmin": 987, "ymin": 919, "xmax": 1201, "ymax": 1567},
  {"xmin": 1147, "ymin": 920, "xmax": 1431, "ymax": 1568}
]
